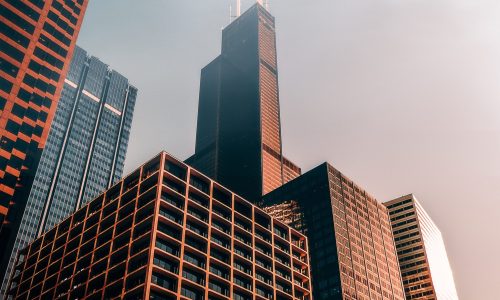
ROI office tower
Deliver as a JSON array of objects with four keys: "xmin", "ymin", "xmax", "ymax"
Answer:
[
  {"xmin": 384, "ymin": 194, "xmax": 459, "ymax": 300},
  {"xmin": 6, "ymin": 152, "xmax": 312, "ymax": 300},
  {"xmin": 187, "ymin": 3, "xmax": 300, "ymax": 202},
  {"xmin": 262, "ymin": 163, "xmax": 406, "ymax": 300},
  {"xmin": 0, "ymin": 46, "xmax": 138, "ymax": 296},
  {"xmin": 0, "ymin": 0, "xmax": 88, "ymax": 271}
]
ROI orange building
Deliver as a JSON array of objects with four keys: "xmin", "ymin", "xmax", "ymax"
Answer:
[
  {"xmin": 6, "ymin": 152, "xmax": 312, "ymax": 300},
  {"xmin": 0, "ymin": 0, "xmax": 88, "ymax": 264}
]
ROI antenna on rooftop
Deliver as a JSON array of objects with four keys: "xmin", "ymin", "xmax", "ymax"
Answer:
[
  {"xmin": 229, "ymin": 3, "xmax": 232, "ymax": 23},
  {"xmin": 230, "ymin": 0, "xmax": 241, "ymax": 23},
  {"xmin": 257, "ymin": 0, "xmax": 269, "ymax": 11}
]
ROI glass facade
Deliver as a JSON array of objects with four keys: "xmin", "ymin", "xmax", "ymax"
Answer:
[
  {"xmin": 0, "ymin": 46, "xmax": 137, "ymax": 297},
  {"xmin": 187, "ymin": 4, "xmax": 300, "ymax": 203},
  {"xmin": 6, "ymin": 152, "xmax": 312, "ymax": 300},
  {"xmin": 384, "ymin": 194, "xmax": 459, "ymax": 300},
  {"xmin": 262, "ymin": 163, "xmax": 406, "ymax": 300}
]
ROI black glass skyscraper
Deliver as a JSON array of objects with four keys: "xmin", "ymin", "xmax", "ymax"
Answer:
[
  {"xmin": 187, "ymin": 4, "xmax": 300, "ymax": 203},
  {"xmin": 262, "ymin": 164, "xmax": 406, "ymax": 300}
]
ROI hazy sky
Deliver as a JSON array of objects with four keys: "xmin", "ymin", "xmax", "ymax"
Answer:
[{"xmin": 77, "ymin": 1, "xmax": 500, "ymax": 298}]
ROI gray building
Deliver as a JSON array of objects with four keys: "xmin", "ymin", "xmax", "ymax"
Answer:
[{"xmin": 1, "ymin": 46, "xmax": 137, "ymax": 296}]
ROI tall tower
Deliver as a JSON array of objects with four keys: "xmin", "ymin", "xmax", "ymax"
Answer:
[
  {"xmin": 187, "ymin": 3, "xmax": 300, "ymax": 202},
  {"xmin": 0, "ymin": 46, "xmax": 138, "ymax": 296},
  {"xmin": 384, "ymin": 194, "xmax": 459, "ymax": 300},
  {"xmin": 0, "ymin": 0, "xmax": 88, "ymax": 278}
]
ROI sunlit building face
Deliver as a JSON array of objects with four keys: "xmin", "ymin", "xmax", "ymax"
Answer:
[{"xmin": 385, "ymin": 194, "xmax": 459, "ymax": 300}]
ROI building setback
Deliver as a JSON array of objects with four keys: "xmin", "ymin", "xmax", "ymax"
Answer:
[
  {"xmin": 262, "ymin": 163, "xmax": 406, "ymax": 300},
  {"xmin": 384, "ymin": 194, "xmax": 459, "ymax": 300},
  {"xmin": 0, "ymin": 46, "xmax": 137, "ymax": 296},
  {"xmin": 0, "ymin": 0, "xmax": 88, "ymax": 254},
  {"xmin": 6, "ymin": 152, "xmax": 312, "ymax": 300},
  {"xmin": 186, "ymin": 4, "xmax": 300, "ymax": 203}
]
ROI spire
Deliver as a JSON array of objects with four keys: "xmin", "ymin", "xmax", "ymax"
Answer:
[
  {"xmin": 257, "ymin": 0, "xmax": 269, "ymax": 10},
  {"xmin": 230, "ymin": 0, "xmax": 241, "ymax": 23}
]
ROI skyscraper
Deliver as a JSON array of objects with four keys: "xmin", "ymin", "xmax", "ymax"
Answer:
[
  {"xmin": 6, "ymin": 152, "xmax": 312, "ymax": 300},
  {"xmin": 384, "ymin": 194, "xmax": 459, "ymax": 300},
  {"xmin": 0, "ymin": 46, "xmax": 138, "ymax": 296},
  {"xmin": 187, "ymin": 3, "xmax": 300, "ymax": 202},
  {"xmin": 262, "ymin": 164, "xmax": 406, "ymax": 300},
  {"xmin": 186, "ymin": 4, "xmax": 406, "ymax": 299},
  {"xmin": 0, "ymin": 0, "xmax": 88, "ymax": 271}
]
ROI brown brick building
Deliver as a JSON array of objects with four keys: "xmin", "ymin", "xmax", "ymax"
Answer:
[
  {"xmin": 0, "ymin": 0, "xmax": 88, "ymax": 264},
  {"xmin": 7, "ymin": 152, "xmax": 312, "ymax": 300}
]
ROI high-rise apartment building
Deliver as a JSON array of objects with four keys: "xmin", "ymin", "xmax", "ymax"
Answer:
[
  {"xmin": 384, "ymin": 194, "xmax": 459, "ymax": 300},
  {"xmin": 0, "ymin": 0, "xmax": 88, "ymax": 271},
  {"xmin": 0, "ymin": 46, "xmax": 138, "ymax": 296},
  {"xmin": 6, "ymin": 152, "xmax": 312, "ymax": 300},
  {"xmin": 187, "ymin": 4, "xmax": 300, "ymax": 202},
  {"xmin": 262, "ymin": 164, "xmax": 406, "ymax": 300}
]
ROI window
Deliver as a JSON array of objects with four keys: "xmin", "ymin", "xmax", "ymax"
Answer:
[
  {"xmin": 0, "ymin": 75, "xmax": 13, "ymax": 93},
  {"xmin": 3, "ymin": 0, "xmax": 40, "ymax": 21},
  {"xmin": 181, "ymin": 286, "xmax": 203, "ymax": 300},
  {"xmin": 151, "ymin": 272, "xmax": 177, "ymax": 291}
]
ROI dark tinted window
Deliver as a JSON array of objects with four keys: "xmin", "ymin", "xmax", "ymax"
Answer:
[
  {"xmin": 0, "ymin": 76, "xmax": 13, "ymax": 93},
  {"xmin": 4, "ymin": 0, "xmax": 41, "ymax": 21},
  {"xmin": 0, "ymin": 39, "xmax": 24, "ymax": 62},
  {"xmin": 38, "ymin": 34, "xmax": 68, "ymax": 57},
  {"xmin": 0, "ymin": 56, "xmax": 18, "ymax": 77},
  {"xmin": 0, "ymin": 20, "xmax": 30, "ymax": 47}
]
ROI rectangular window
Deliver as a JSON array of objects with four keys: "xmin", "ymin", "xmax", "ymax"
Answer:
[
  {"xmin": 3, "ymin": 0, "xmax": 41, "ymax": 21},
  {"xmin": 0, "ymin": 4, "xmax": 36, "ymax": 33},
  {"xmin": 0, "ymin": 56, "xmax": 19, "ymax": 77},
  {"xmin": 33, "ymin": 47, "xmax": 64, "ymax": 69},
  {"xmin": 47, "ymin": 11, "xmax": 74, "ymax": 35},
  {"xmin": 51, "ymin": 1, "xmax": 77, "ymax": 25},
  {"xmin": 0, "ymin": 76, "xmax": 13, "ymax": 93},
  {"xmin": 42, "ymin": 22, "xmax": 71, "ymax": 46},
  {"xmin": 28, "ymin": 60, "xmax": 60, "ymax": 82},
  {"xmin": 0, "ymin": 20, "xmax": 30, "ymax": 47},
  {"xmin": 0, "ymin": 96, "xmax": 6, "ymax": 110},
  {"xmin": 38, "ymin": 34, "xmax": 68, "ymax": 57},
  {"xmin": 5, "ymin": 120, "xmax": 20, "ymax": 135},
  {"xmin": 11, "ymin": 103, "xmax": 25, "ymax": 118},
  {"xmin": 0, "ymin": 39, "xmax": 24, "ymax": 62}
]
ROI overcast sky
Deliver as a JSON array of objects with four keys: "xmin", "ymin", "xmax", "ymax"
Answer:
[{"xmin": 77, "ymin": 1, "xmax": 500, "ymax": 298}]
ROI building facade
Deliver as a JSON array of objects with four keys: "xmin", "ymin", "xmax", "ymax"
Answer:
[
  {"xmin": 0, "ymin": 46, "xmax": 138, "ymax": 296},
  {"xmin": 384, "ymin": 194, "xmax": 459, "ymax": 300},
  {"xmin": 262, "ymin": 163, "xmax": 406, "ymax": 300},
  {"xmin": 6, "ymin": 152, "xmax": 312, "ymax": 300},
  {"xmin": 186, "ymin": 3, "xmax": 300, "ymax": 203},
  {"xmin": 0, "ymin": 0, "xmax": 88, "ymax": 243}
]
